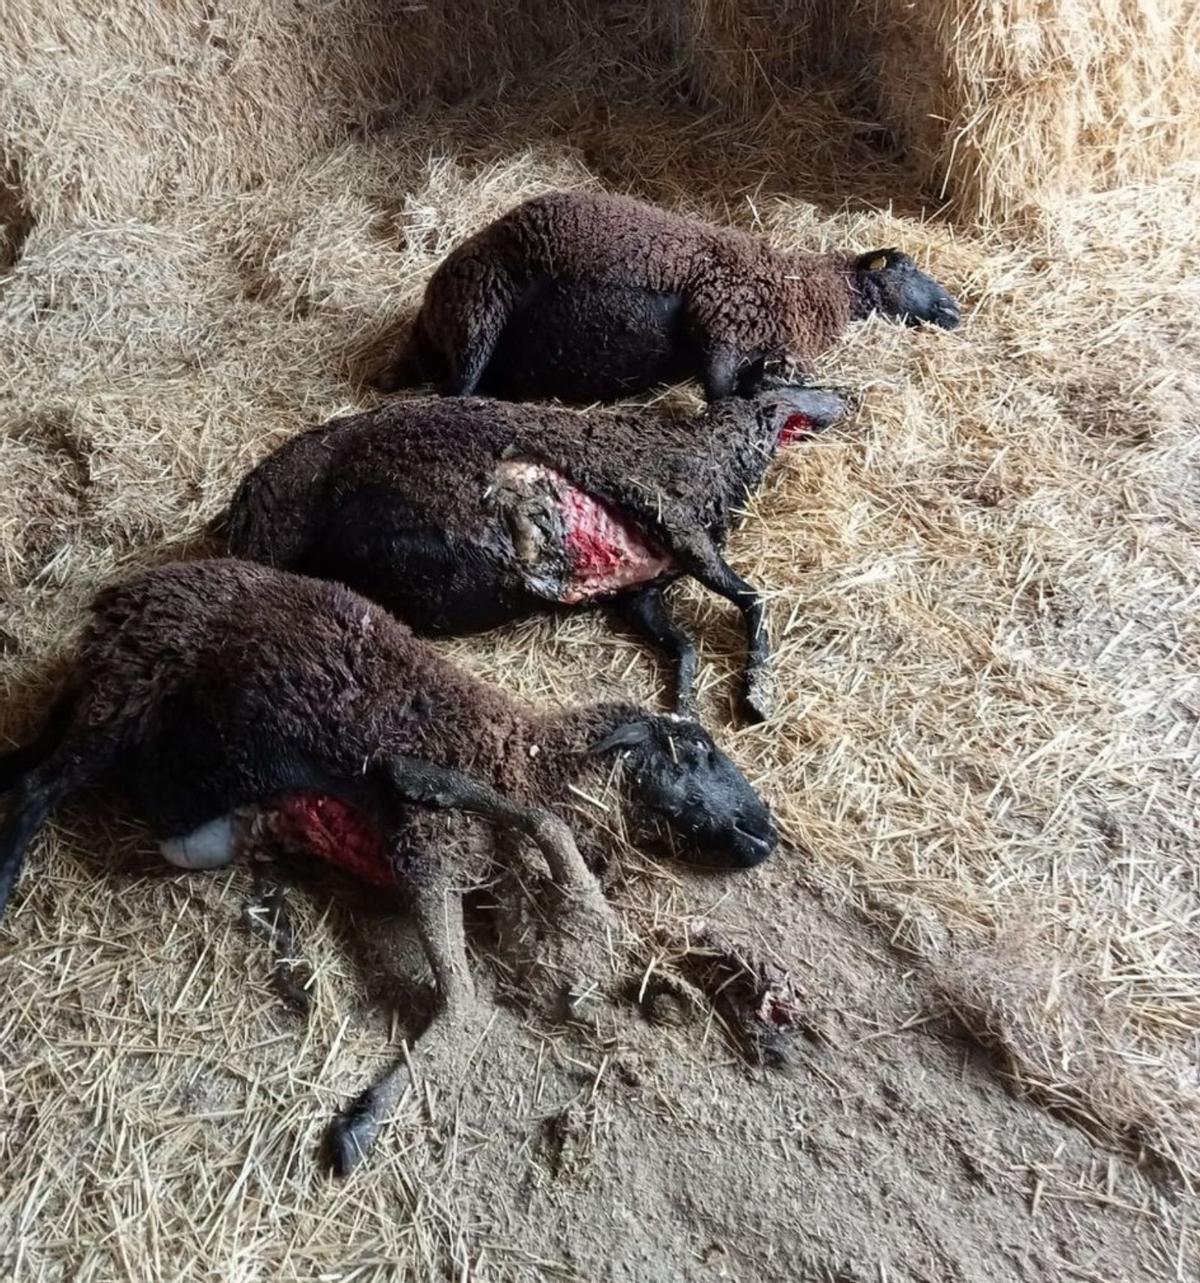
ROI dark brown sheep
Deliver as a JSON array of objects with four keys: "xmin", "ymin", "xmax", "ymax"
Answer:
[
  {"xmin": 0, "ymin": 559, "xmax": 778, "ymax": 1173},
  {"xmin": 220, "ymin": 384, "xmax": 847, "ymax": 724},
  {"xmin": 377, "ymin": 189, "xmax": 961, "ymax": 403}
]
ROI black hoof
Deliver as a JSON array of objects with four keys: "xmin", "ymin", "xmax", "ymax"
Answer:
[{"xmin": 324, "ymin": 1092, "xmax": 382, "ymax": 1177}]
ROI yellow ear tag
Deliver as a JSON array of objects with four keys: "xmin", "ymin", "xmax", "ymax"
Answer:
[{"xmin": 868, "ymin": 255, "xmax": 889, "ymax": 271}]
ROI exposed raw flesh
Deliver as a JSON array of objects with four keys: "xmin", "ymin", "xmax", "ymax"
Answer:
[
  {"xmin": 494, "ymin": 460, "xmax": 675, "ymax": 604},
  {"xmin": 268, "ymin": 793, "xmax": 393, "ymax": 887},
  {"xmin": 777, "ymin": 411, "xmax": 817, "ymax": 447}
]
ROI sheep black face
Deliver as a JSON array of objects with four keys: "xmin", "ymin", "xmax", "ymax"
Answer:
[
  {"xmin": 590, "ymin": 718, "xmax": 777, "ymax": 869},
  {"xmin": 854, "ymin": 248, "xmax": 961, "ymax": 330}
]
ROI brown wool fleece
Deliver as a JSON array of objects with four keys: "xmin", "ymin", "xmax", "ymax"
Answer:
[
  {"xmin": 74, "ymin": 559, "xmax": 637, "ymax": 803},
  {"xmin": 411, "ymin": 190, "xmax": 859, "ymax": 371},
  {"xmin": 222, "ymin": 395, "xmax": 792, "ymax": 575}
]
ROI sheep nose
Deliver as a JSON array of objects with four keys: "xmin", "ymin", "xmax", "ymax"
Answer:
[
  {"xmin": 730, "ymin": 807, "xmax": 778, "ymax": 866},
  {"xmin": 934, "ymin": 299, "xmax": 961, "ymax": 329}
]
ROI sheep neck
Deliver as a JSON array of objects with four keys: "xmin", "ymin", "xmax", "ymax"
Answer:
[{"xmin": 783, "ymin": 249, "xmax": 862, "ymax": 337}]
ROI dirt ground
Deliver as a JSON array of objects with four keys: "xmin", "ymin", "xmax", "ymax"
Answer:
[{"xmin": 1, "ymin": 70, "xmax": 1198, "ymax": 1283}]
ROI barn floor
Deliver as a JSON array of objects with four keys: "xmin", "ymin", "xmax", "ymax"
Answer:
[{"xmin": 1, "ymin": 82, "xmax": 1198, "ymax": 1281}]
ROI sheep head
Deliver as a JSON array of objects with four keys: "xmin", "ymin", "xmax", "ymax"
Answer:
[
  {"xmin": 854, "ymin": 248, "xmax": 961, "ymax": 330},
  {"xmin": 590, "ymin": 716, "xmax": 777, "ymax": 868}
]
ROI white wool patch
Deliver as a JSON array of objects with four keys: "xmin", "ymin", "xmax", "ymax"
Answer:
[{"xmin": 160, "ymin": 816, "xmax": 238, "ymax": 870}]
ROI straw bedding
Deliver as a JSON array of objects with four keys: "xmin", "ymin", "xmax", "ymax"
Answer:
[
  {"xmin": 673, "ymin": 0, "xmax": 1200, "ymax": 221},
  {"xmin": 1, "ymin": 3, "xmax": 1198, "ymax": 1279}
]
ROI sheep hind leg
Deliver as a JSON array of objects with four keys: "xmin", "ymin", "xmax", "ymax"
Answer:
[
  {"xmin": 438, "ymin": 267, "xmax": 521, "ymax": 397},
  {"xmin": 615, "ymin": 585, "xmax": 700, "ymax": 719},
  {"xmin": 672, "ymin": 534, "xmax": 774, "ymax": 725},
  {"xmin": 325, "ymin": 869, "xmax": 477, "ymax": 1176}
]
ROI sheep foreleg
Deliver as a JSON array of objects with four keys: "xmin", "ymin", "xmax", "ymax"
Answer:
[
  {"xmin": 615, "ymin": 585, "xmax": 699, "ymax": 718},
  {"xmin": 438, "ymin": 264, "xmax": 520, "ymax": 396},
  {"xmin": 325, "ymin": 868, "xmax": 477, "ymax": 1176},
  {"xmin": 382, "ymin": 755, "xmax": 608, "ymax": 918},
  {"xmin": 672, "ymin": 533, "xmax": 774, "ymax": 724}
]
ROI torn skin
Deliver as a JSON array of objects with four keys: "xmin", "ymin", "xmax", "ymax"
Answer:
[
  {"xmin": 268, "ymin": 793, "xmax": 394, "ymax": 887},
  {"xmin": 494, "ymin": 415, "xmax": 814, "ymax": 608},
  {"xmin": 777, "ymin": 411, "xmax": 818, "ymax": 447},
  {"xmin": 495, "ymin": 458, "xmax": 674, "ymax": 603}
]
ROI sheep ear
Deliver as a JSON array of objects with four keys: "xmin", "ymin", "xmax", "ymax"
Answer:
[
  {"xmin": 589, "ymin": 721, "xmax": 652, "ymax": 755},
  {"xmin": 858, "ymin": 249, "xmax": 891, "ymax": 272}
]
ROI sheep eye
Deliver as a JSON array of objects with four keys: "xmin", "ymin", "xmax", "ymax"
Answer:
[{"xmin": 868, "ymin": 254, "xmax": 889, "ymax": 271}]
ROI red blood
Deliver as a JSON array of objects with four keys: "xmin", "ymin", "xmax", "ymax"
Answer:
[
  {"xmin": 271, "ymin": 793, "xmax": 395, "ymax": 888},
  {"xmin": 566, "ymin": 523, "xmax": 624, "ymax": 577},
  {"xmin": 778, "ymin": 413, "xmax": 815, "ymax": 447},
  {"xmin": 559, "ymin": 482, "xmax": 673, "ymax": 603}
]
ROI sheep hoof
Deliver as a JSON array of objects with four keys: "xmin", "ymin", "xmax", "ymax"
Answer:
[
  {"xmin": 324, "ymin": 1091, "xmax": 384, "ymax": 1177},
  {"xmin": 742, "ymin": 669, "xmax": 775, "ymax": 723}
]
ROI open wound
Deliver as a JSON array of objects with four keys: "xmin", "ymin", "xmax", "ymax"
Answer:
[
  {"xmin": 493, "ymin": 459, "xmax": 675, "ymax": 604},
  {"xmin": 267, "ymin": 793, "xmax": 394, "ymax": 887},
  {"xmin": 778, "ymin": 412, "xmax": 816, "ymax": 447}
]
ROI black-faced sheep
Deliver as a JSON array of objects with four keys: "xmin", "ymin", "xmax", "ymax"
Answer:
[
  {"xmin": 0, "ymin": 558, "xmax": 778, "ymax": 1173},
  {"xmin": 377, "ymin": 189, "xmax": 961, "ymax": 403},
  {"xmin": 219, "ymin": 384, "xmax": 847, "ymax": 724}
]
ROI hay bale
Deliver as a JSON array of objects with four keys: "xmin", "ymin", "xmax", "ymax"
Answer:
[
  {"xmin": 9, "ymin": 1, "xmax": 1191, "ymax": 228},
  {"xmin": 868, "ymin": 0, "xmax": 1200, "ymax": 222},
  {"xmin": 671, "ymin": 1, "xmax": 1200, "ymax": 222}
]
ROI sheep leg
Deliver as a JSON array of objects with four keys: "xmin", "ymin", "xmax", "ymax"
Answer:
[
  {"xmin": 615, "ymin": 585, "xmax": 700, "ymax": 718},
  {"xmin": 702, "ymin": 343, "xmax": 742, "ymax": 401},
  {"xmin": 443, "ymin": 339, "xmax": 496, "ymax": 397},
  {"xmin": 325, "ymin": 868, "xmax": 476, "ymax": 1175},
  {"xmin": 438, "ymin": 265, "xmax": 520, "ymax": 396},
  {"xmin": 671, "ymin": 533, "xmax": 774, "ymax": 724},
  {"xmin": 382, "ymin": 755, "xmax": 608, "ymax": 917}
]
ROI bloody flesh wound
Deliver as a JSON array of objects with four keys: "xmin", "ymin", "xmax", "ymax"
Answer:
[
  {"xmin": 557, "ymin": 476, "xmax": 672, "ymax": 602},
  {"xmin": 777, "ymin": 412, "xmax": 817, "ymax": 447},
  {"xmin": 269, "ymin": 792, "xmax": 394, "ymax": 887},
  {"xmin": 496, "ymin": 415, "xmax": 814, "ymax": 605}
]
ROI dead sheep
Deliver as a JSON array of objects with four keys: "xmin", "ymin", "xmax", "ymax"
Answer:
[
  {"xmin": 220, "ymin": 383, "xmax": 847, "ymax": 724},
  {"xmin": 0, "ymin": 558, "xmax": 778, "ymax": 1173},
  {"xmin": 377, "ymin": 189, "xmax": 961, "ymax": 402}
]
